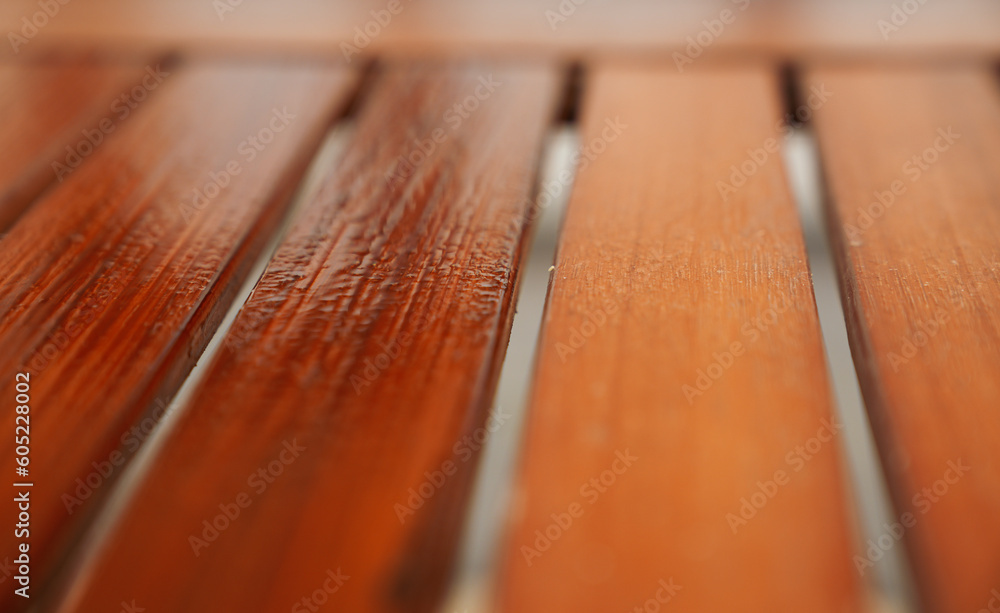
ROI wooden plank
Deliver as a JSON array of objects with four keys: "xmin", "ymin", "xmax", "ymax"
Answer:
[
  {"xmin": 0, "ymin": 61, "xmax": 355, "ymax": 607},
  {"xmin": 498, "ymin": 65, "xmax": 863, "ymax": 612},
  {"xmin": 0, "ymin": 56, "xmax": 157, "ymax": 233},
  {"xmin": 807, "ymin": 66, "xmax": 1000, "ymax": 612},
  {"xmin": 56, "ymin": 63, "xmax": 559, "ymax": 612},
  {"xmin": 0, "ymin": 0, "xmax": 998, "ymax": 60}
]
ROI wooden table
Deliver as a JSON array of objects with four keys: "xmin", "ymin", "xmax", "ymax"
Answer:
[{"xmin": 0, "ymin": 1, "xmax": 998, "ymax": 612}]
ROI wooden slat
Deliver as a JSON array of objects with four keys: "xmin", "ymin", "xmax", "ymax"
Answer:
[
  {"xmin": 0, "ymin": 56, "xmax": 155, "ymax": 232},
  {"xmin": 807, "ymin": 66, "xmax": 1000, "ymax": 612},
  {"xmin": 0, "ymin": 61, "xmax": 354, "ymax": 607},
  {"xmin": 0, "ymin": 0, "xmax": 998, "ymax": 60},
  {"xmin": 498, "ymin": 65, "xmax": 863, "ymax": 612},
  {"xmin": 56, "ymin": 63, "xmax": 559, "ymax": 612}
]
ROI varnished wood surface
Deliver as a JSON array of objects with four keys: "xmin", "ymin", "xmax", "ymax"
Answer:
[
  {"xmin": 808, "ymin": 66, "xmax": 1000, "ymax": 613},
  {"xmin": 55, "ymin": 63, "xmax": 560, "ymax": 613},
  {"xmin": 0, "ymin": 61, "xmax": 355, "ymax": 610},
  {"xmin": 0, "ymin": 56, "xmax": 154, "ymax": 233},
  {"xmin": 498, "ymin": 65, "xmax": 863, "ymax": 612},
  {"xmin": 0, "ymin": 2, "xmax": 997, "ymax": 608}
]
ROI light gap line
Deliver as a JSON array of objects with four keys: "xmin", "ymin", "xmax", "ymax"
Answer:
[
  {"xmin": 438, "ymin": 126, "xmax": 580, "ymax": 613},
  {"xmin": 782, "ymin": 127, "xmax": 918, "ymax": 613}
]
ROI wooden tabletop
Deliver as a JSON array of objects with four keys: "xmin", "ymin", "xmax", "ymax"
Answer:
[{"xmin": 0, "ymin": 2, "xmax": 997, "ymax": 612}]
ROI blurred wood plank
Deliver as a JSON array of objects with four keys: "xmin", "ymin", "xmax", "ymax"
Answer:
[
  {"xmin": 0, "ymin": 61, "xmax": 355, "ymax": 609},
  {"xmin": 0, "ymin": 0, "xmax": 997, "ymax": 60},
  {"xmin": 498, "ymin": 65, "xmax": 863, "ymax": 612},
  {"xmin": 807, "ymin": 66, "xmax": 1000, "ymax": 613},
  {"xmin": 0, "ymin": 56, "xmax": 156, "ymax": 233},
  {"xmin": 56, "ymin": 63, "xmax": 560, "ymax": 612}
]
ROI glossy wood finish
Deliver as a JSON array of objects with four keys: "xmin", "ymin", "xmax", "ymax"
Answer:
[
  {"xmin": 808, "ymin": 67, "xmax": 1000, "ymax": 613},
  {"xmin": 498, "ymin": 65, "xmax": 863, "ymax": 612},
  {"xmin": 57, "ymin": 63, "xmax": 560, "ymax": 613},
  {"xmin": 0, "ymin": 61, "xmax": 354, "ymax": 609},
  {"xmin": 0, "ymin": 56, "xmax": 154, "ymax": 233}
]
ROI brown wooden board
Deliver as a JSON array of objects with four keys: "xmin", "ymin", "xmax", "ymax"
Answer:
[
  {"xmin": 0, "ymin": 0, "xmax": 998, "ymax": 59},
  {"xmin": 498, "ymin": 64, "xmax": 864, "ymax": 612},
  {"xmin": 808, "ymin": 66, "xmax": 1000, "ymax": 613},
  {"xmin": 0, "ymin": 56, "xmax": 157, "ymax": 233}
]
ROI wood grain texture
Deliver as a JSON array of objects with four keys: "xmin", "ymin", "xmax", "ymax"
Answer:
[
  {"xmin": 0, "ymin": 61, "xmax": 354, "ymax": 609},
  {"xmin": 0, "ymin": 56, "xmax": 155, "ymax": 233},
  {"xmin": 498, "ymin": 65, "xmax": 863, "ymax": 612},
  {"xmin": 807, "ymin": 67, "xmax": 1000, "ymax": 613},
  {"xmin": 55, "ymin": 63, "xmax": 559, "ymax": 613}
]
